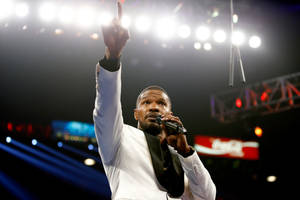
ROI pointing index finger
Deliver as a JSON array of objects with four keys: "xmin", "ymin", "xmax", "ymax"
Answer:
[{"xmin": 117, "ymin": 1, "xmax": 122, "ymax": 20}]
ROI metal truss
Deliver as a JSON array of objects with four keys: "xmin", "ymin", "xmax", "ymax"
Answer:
[{"xmin": 211, "ymin": 72, "xmax": 300, "ymax": 123}]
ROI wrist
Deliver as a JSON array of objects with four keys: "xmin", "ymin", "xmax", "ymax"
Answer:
[{"xmin": 178, "ymin": 146, "xmax": 195, "ymax": 158}]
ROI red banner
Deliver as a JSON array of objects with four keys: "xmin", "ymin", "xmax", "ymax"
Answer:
[{"xmin": 194, "ymin": 136, "xmax": 259, "ymax": 160}]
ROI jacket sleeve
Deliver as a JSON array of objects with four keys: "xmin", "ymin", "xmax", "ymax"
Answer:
[
  {"xmin": 93, "ymin": 63, "xmax": 123, "ymax": 165},
  {"xmin": 179, "ymin": 152, "xmax": 216, "ymax": 200}
]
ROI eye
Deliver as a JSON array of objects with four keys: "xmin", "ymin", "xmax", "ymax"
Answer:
[
  {"xmin": 158, "ymin": 101, "xmax": 166, "ymax": 106},
  {"xmin": 142, "ymin": 100, "xmax": 150, "ymax": 105}
]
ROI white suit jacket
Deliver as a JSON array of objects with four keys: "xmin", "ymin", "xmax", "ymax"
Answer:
[{"xmin": 93, "ymin": 63, "xmax": 216, "ymax": 200}]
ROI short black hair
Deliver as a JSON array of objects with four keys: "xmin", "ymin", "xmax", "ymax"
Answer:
[{"xmin": 136, "ymin": 85, "xmax": 171, "ymax": 108}]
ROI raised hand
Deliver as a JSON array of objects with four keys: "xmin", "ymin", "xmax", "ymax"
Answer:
[{"xmin": 102, "ymin": 1, "xmax": 130, "ymax": 59}]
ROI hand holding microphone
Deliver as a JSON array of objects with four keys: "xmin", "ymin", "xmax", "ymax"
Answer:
[{"xmin": 156, "ymin": 115, "xmax": 188, "ymax": 135}]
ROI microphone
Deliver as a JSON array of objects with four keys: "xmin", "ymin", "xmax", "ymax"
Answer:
[{"xmin": 156, "ymin": 116, "xmax": 188, "ymax": 135}]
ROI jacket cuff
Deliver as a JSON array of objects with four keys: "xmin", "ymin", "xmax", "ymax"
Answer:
[{"xmin": 99, "ymin": 56, "xmax": 121, "ymax": 72}]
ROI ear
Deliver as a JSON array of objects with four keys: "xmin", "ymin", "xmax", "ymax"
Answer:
[{"xmin": 134, "ymin": 108, "xmax": 139, "ymax": 121}]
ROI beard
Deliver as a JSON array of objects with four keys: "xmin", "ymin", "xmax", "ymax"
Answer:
[{"xmin": 139, "ymin": 120, "xmax": 162, "ymax": 136}]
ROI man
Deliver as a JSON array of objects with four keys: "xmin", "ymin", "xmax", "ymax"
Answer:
[{"xmin": 93, "ymin": 2, "xmax": 216, "ymax": 199}]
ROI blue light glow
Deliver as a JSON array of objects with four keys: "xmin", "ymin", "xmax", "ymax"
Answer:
[
  {"xmin": 57, "ymin": 141, "xmax": 63, "ymax": 148},
  {"xmin": 6, "ymin": 137, "xmax": 12, "ymax": 143},
  {"xmin": 31, "ymin": 139, "xmax": 37, "ymax": 146},
  {"xmin": 88, "ymin": 144, "xmax": 94, "ymax": 150}
]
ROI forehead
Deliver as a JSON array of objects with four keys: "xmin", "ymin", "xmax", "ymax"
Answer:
[{"xmin": 139, "ymin": 89, "xmax": 170, "ymax": 103}]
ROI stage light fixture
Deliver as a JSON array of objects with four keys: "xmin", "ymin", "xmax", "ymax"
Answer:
[
  {"xmin": 213, "ymin": 30, "xmax": 226, "ymax": 43},
  {"xmin": 233, "ymin": 14, "xmax": 238, "ymax": 23},
  {"xmin": 0, "ymin": 0, "xmax": 14, "ymax": 19},
  {"xmin": 15, "ymin": 2, "xmax": 29, "ymax": 18},
  {"xmin": 97, "ymin": 12, "xmax": 113, "ymax": 26},
  {"xmin": 54, "ymin": 28, "xmax": 63, "ymax": 35},
  {"xmin": 57, "ymin": 141, "xmax": 63, "ymax": 147},
  {"xmin": 203, "ymin": 42, "xmax": 212, "ymax": 51},
  {"xmin": 77, "ymin": 7, "xmax": 94, "ymax": 28},
  {"xmin": 177, "ymin": 24, "xmax": 191, "ymax": 39},
  {"xmin": 235, "ymin": 98, "xmax": 242, "ymax": 108},
  {"xmin": 135, "ymin": 16, "xmax": 151, "ymax": 32},
  {"xmin": 232, "ymin": 31, "xmax": 245, "ymax": 46},
  {"xmin": 90, "ymin": 33, "xmax": 99, "ymax": 40},
  {"xmin": 39, "ymin": 2, "xmax": 56, "ymax": 22},
  {"xmin": 266, "ymin": 175, "xmax": 277, "ymax": 183},
  {"xmin": 88, "ymin": 144, "xmax": 94, "ymax": 151},
  {"xmin": 156, "ymin": 17, "xmax": 176, "ymax": 40},
  {"xmin": 249, "ymin": 35, "xmax": 261, "ymax": 48},
  {"xmin": 84, "ymin": 158, "xmax": 96, "ymax": 166},
  {"xmin": 121, "ymin": 15, "xmax": 131, "ymax": 28},
  {"xmin": 32, "ymin": 139, "xmax": 37, "ymax": 146},
  {"xmin": 195, "ymin": 26, "xmax": 210, "ymax": 41},
  {"xmin": 58, "ymin": 6, "xmax": 73, "ymax": 24},
  {"xmin": 6, "ymin": 136, "xmax": 12, "ymax": 143},
  {"xmin": 193, "ymin": 42, "xmax": 201, "ymax": 50},
  {"xmin": 254, "ymin": 126, "xmax": 263, "ymax": 137}
]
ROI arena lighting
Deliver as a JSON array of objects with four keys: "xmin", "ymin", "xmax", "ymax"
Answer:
[
  {"xmin": 135, "ymin": 15, "xmax": 151, "ymax": 32},
  {"xmin": 203, "ymin": 42, "xmax": 212, "ymax": 51},
  {"xmin": 231, "ymin": 31, "xmax": 245, "ymax": 46},
  {"xmin": 156, "ymin": 17, "xmax": 176, "ymax": 40},
  {"xmin": 6, "ymin": 136, "xmax": 12, "ymax": 143},
  {"xmin": 62, "ymin": 143, "xmax": 101, "ymax": 163},
  {"xmin": 213, "ymin": 30, "xmax": 226, "ymax": 43},
  {"xmin": 232, "ymin": 14, "xmax": 238, "ymax": 23},
  {"xmin": 58, "ymin": 6, "xmax": 73, "ymax": 24},
  {"xmin": 121, "ymin": 15, "xmax": 131, "ymax": 28},
  {"xmin": 177, "ymin": 24, "xmax": 191, "ymax": 39},
  {"xmin": 249, "ymin": 35, "xmax": 261, "ymax": 48},
  {"xmin": 90, "ymin": 33, "xmax": 99, "ymax": 40},
  {"xmin": 39, "ymin": 2, "xmax": 56, "ymax": 22},
  {"xmin": 31, "ymin": 139, "xmax": 37, "ymax": 146},
  {"xmin": 84, "ymin": 158, "xmax": 96, "ymax": 166},
  {"xmin": 57, "ymin": 141, "xmax": 63, "ymax": 147},
  {"xmin": 195, "ymin": 26, "xmax": 210, "ymax": 41},
  {"xmin": 77, "ymin": 7, "xmax": 94, "ymax": 28},
  {"xmin": 266, "ymin": 175, "xmax": 277, "ymax": 182},
  {"xmin": 194, "ymin": 42, "xmax": 201, "ymax": 50},
  {"xmin": 88, "ymin": 144, "xmax": 94, "ymax": 150},
  {"xmin": 235, "ymin": 98, "xmax": 242, "ymax": 108},
  {"xmin": 0, "ymin": 169, "xmax": 35, "ymax": 200},
  {"xmin": 15, "ymin": 2, "xmax": 29, "ymax": 18},
  {"xmin": 0, "ymin": 0, "xmax": 14, "ymax": 19},
  {"xmin": 254, "ymin": 126, "xmax": 263, "ymax": 137},
  {"xmin": 0, "ymin": 142, "xmax": 110, "ymax": 196},
  {"xmin": 97, "ymin": 12, "xmax": 113, "ymax": 26}
]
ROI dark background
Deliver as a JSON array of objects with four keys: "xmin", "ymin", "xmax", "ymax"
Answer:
[{"xmin": 1, "ymin": 0, "xmax": 299, "ymax": 199}]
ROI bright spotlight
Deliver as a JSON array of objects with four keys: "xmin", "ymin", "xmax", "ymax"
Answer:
[
  {"xmin": 266, "ymin": 175, "xmax": 277, "ymax": 183},
  {"xmin": 58, "ymin": 6, "xmax": 73, "ymax": 24},
  {"xmin": 0, "ymin": 0, "xmax": 14, "ymax": 19},
  {"xmin": 203, "ymin": 42, "xmax": 212, "ymax": 51},
  {"xmin": 88, "ymin": 144, "xmax": 94, "ymax": 150},
  {"xmin": 57, "ymin": 141, "xmax": 63, "ymax": 148},
  {"xmin": 249, "ymin": 35, "xmax": 261, "ymax": 48},
  {"xmin": 195, "ymin": 26, "xmax": 210, "ymax": 41},
  {"xmin": 15, "ymin": 2, "xmax": 29, "ymax": 18},
  {"xmin": 232, "ymin": 31, "xmax": 245, "ymax": 46},
  {"xmin": 233, "ymin": 14, "xmax": 238, "ymax": 23},
  {"xmin": 193, "ymin": 42, "xmax": 201, "ymax": 50},
  {"xmin": 135, "ymin": 16, "xmax": 151, "ymax": 32},
  {"xmin": 84, "ymin": 158, "xmax": 96, "ymax": 166},
  {"xmin": 97, "ymin": 12, "xmax": 113, "ymax": 26},
  {"xmin": 121, "ymin": 15, "xmax": 131, "ymax": 28},
  {"xmin": 156, "ymin": 17, "xmax": 176, "ymax": 40},
  {"xmin": 39, "ymin": 2, "xmax": 56, "ymax": 22},
  {"xmin": 213, "ymin": 30, "xmax": 226, "ymax": 43},
  {"xmin": 177, "ymin": 24, "xmax": 191, "ymax": 39},
  {"xmin": 6, "ymin": 136, "xmax": 12, "ymax": 143},
  {"xmin": 77, "ymin": 7, "xmax": 94, "ymax": 28},
  {"xmin": 32, "ymin": 139, "xmax": 37, "ymax": 146}
]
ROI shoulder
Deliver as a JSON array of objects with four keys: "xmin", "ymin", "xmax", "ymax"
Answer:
[{"xmin": 123, "ymin": 124, "xmax": 144, "ymax": 135}]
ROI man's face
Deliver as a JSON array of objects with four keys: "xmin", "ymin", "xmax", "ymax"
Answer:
[{"xmin": 134, "ymin": 89, "xmax": 171, "ymax": 135}]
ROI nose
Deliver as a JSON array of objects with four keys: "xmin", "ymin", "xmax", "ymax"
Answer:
[{"xmin": 149, "ymin": 102, "xmax": 160, "ymax": 113}]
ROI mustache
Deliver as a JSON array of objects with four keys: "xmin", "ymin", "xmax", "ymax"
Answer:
[{"xmin": 145, "ymin": 113, "xmax": 161, "ymax": 119}]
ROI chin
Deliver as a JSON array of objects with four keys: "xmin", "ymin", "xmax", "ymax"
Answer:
[{"xmin": 140, "ymin": 121, "xmax": 161, "ymax": 136}]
